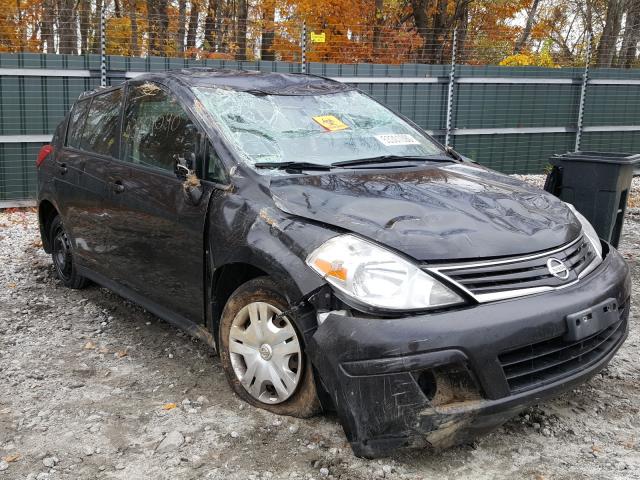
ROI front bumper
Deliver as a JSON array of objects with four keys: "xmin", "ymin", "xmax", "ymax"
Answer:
[{"xmin": 307, "ymin": 245, "xmax": 631, "ymax": 458}]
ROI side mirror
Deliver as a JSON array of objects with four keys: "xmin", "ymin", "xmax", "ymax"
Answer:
[
  {"xmin": 174, "ymin": 151, "xmax": 203, "ymax": 205},
  {"xmin": 174, "ymin": 151, "xmax": 196, "ymax": 179}
]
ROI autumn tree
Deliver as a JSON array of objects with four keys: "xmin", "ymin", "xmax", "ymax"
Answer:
[
  {"xmin": 620, "ymin": 0, "xmax": 640, "ymax": 67},
  {"xmin": 596, "ymin": 0, "xmax": 625, "ymax": 67},
  {"xmin": 0, "ymin": 0, "xmax": 636, "ymax": 68}
]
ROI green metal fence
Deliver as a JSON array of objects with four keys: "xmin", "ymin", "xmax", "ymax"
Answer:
[{"xmin": 1, "ymin": 53, "xmax": 640, "ymax": 205}]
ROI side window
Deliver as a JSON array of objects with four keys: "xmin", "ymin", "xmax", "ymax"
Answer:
[
  {"xmin": 65, "ymin": 99, "xmax": 90, "ymax": 149},
  {"xmin": 80, "ymin": 89, "xmax": 123, "ymax": 157},
  {"xmin": 207, "ymin": 147, "xmax": 228, "ymax": 184},
  {"xmin": 122, "ymin": 83, "xmax": 198, "ymax": 172}
]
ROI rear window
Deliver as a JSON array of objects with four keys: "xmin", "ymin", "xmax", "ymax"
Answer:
[
  {"xmin": 80, "ymin": 88, "xmax": 123, "ymax": 157},
  {"xmin": 65, "ymin": 99, "xmax": 90, "ymax": 149}
]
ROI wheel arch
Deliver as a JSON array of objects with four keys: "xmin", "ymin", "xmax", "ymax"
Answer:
[
  {"xmin": 206, "ymin": 245, "xmax": 326, "ymax": 346},
  {"xmin": 209, "ymin": 261, "xmax": 269, "ymax": 335},
  {"xmin": 38, "ymin": 198, "xmax": 60, "ymax": 253}
]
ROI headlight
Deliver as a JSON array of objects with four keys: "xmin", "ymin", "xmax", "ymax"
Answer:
[
  {"xmin": 566, "ymin": 203, "xmax": 603, "ymax": 259},
  {"xmin": 306, "ymin": 234, "xmax": 464, "ymax": 311}
]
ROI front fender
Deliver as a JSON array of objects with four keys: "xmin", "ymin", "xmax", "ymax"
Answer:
[
  {"xmin": 37, "ymin": 194, "xmax": 63, "ymax": 253},
  {"xmin": 209, "ymin": 194, "xmax": 338, "ymax": 305}
]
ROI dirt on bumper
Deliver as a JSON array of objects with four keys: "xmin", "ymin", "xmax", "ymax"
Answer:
[{"xmin": 306, "ymin": 247, "xmax": 631, "ymax": 458}]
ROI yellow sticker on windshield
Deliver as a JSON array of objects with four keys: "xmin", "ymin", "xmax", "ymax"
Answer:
[{"xmin": 312, "ymin": 115, "xmax": 349, "ymax": 132}]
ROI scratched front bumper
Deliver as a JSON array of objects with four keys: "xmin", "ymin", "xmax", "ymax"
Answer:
[{"xmin": 307, "ymin": 245, "xmax": 631, "ymax": 458}]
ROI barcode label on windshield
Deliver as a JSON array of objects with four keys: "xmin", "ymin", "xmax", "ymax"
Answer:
[{"xmin": 375, "ymin": 134, "xmax": 420, "ymax": 146}]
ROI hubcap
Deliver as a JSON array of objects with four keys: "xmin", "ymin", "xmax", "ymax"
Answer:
[
  {"xmin": 53, "ymin": 227, "xmax": 73, "ymax": 281},
  {"xmin": 229, "ymin": 302, "xmax": 302, "ymax": 404},
  {"xmin": 259, "ymin": 344, "xmax": 273, "ymax": 361}
]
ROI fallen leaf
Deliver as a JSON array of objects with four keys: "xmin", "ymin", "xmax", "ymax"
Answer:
[
  {"xmin": 7, "ymin": 283, "xmax": 16, "ymax": 289},
  {"xmin": 83, "ymin": 341, "xmax": 96, "ymax": 350},
  {"xmin": 2, "ymin": 454, "xmax": 20, "ymax": 463},
  {"xmin": 98, "ymin": 346, "xmax": 110, "ymax": 354},
  {"xmin": 114, "ymin": 350, "xmax": 128, "ymax": 358},
  {"xmin": 591, "ymin": 445, "xmax": 603, "ymax": 453},
  {"xmin": 162, "ymin": 403, "xmax": 177, "ymax": 411}
]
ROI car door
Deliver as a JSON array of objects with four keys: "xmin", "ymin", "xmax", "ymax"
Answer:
[
  {"xmin": 102, "ymin": 81, "xmax": 214, "ymax": 323},
  {"xmin": 53, "ymin": 98, "xmax": 90, "ymax": 236},
  {"xmin": 55, "ymin": 90, "xmax": 123, "ymax": 275}
]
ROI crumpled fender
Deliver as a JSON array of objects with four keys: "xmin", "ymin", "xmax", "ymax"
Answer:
[{"xmin": 207, "ymin": 191, "xmax": 337, "ymax": 305}]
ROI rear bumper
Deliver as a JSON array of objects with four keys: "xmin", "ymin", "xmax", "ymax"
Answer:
[{"xmin": 307, "ymin": 245, "xmax": 631, "ymax": 458}]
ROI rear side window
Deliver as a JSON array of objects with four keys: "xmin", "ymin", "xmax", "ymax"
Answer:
[
  {"xmin": 65, "ymin": 99, "xmax": 90, "ymax": 148},
  {"xmin": 121, "ymin": 83, "xmax": 198, "ymax": 172},
  {"xmin": 80, "ymin": 89, "xmax": 123, "ymax": 157}
]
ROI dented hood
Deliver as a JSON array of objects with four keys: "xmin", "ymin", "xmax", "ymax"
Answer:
[{"xmin": 269, "ymin": 163, "xmax": 581, "ymax": 261}]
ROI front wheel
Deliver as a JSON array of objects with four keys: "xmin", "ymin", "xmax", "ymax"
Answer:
[
  {"xmin": 49, "ymin": 216, "xmax": 88, "ymax": 289},
  {"xmin": 218, "ymin": 277, "xmax": 320, "ymax": 417}
]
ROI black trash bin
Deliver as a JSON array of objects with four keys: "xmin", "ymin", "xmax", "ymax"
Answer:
[{"xmin": 544, "ymin": 151, "xmax": 639, "ymax": 248}]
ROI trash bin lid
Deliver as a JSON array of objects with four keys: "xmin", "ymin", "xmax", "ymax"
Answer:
[{"xmin": 551, "ymin": 151, "xmax": 640, "ymax": 165}]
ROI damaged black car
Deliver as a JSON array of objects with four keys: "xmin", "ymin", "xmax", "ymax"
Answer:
[{"xmin": 36, "ymin": 68, "xmax": 631, "ymax": 458}]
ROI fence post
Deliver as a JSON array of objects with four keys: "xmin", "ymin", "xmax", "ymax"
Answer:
[
  {"xmin": 445, "ymin": 29, "xmax": 458, "ymax": 147},
  {"xmin": 301, "ymin": 21, "xmax": 307, "ymax": 74},
  {"xmin": 574, "ymin": 34, "xmax": 592, "ymax": 152},
  {"xmin": 100, "ymin": 4, "xmax": 107, "ymax": 87}
]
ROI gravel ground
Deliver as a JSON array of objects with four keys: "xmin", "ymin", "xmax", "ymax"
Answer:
[{"xmin": 1, "ymin": 177, "xmax": 639, "ymax": 480}]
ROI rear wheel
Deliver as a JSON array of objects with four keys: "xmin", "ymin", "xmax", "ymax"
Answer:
[
  {"xmin": 49, "ymin": 216, "xmax": 88, "ymax": 289},
  {"xmin": 219, "ymin": 277, "xmax": 320, "ymax": 417}
]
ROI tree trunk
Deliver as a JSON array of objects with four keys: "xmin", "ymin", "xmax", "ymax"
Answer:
[
  {"xmin": 620, "ymin": 0, "xmax": 640, "ymax": 67},
  {"xmin": 514, "ymin": 0, "xmax": 541, "ymax": 54},
  {"xmin": 204, "ymin": 0, "xmax": 217, "ymax": 51},
  {"xmin": 235, "ymin": 0, "xmax": 248, "ymax": 60},
  {"xmin": 79, "ymin": 0, "xmax": 91, "ymax": 53},
  {"xmin": 260, "ymin": 0, "xmax": 275, "ymax": 60},
  {"xmin": 431, "ymin": 0, "xmax": 450, "ymax": 63},
  {"xmin": 411, "ymin": 0, "xmax": 429, "ymax": 62},
  {"xmin": 177, "ymin": 0, "xmax": 187, "ymax": 54},
  {"xmin": 584, "ymin": 0, "xmax": 594, "ymax": 41},
  {"xmin": 130, "ymin": 0, "xmax": 139, "ymax": 56},
  {"xmin": 91, "ymin": 0, "xmax": 103, "ymax": 53},
  {"xmin": 372, "ymin": 0, "xmax": 384, "ymax": 57},
  {"xmin": 596, "ymin": 0, "xmax": 625, "ymax": 67},
  {"xmin": 147, "ymin": 0, "xmax": 158, "ymax": 54},
  {"xmin": 159, "ymin": 0, "xmax": 169, "ymax": 55},
  {"xmin": 219, "ymin": 0, "xmax": 231, "ymax": 53},
  {"xmin": 186, "ymin": 0, "xmax": 199, "ymax": 53},
  {"xmin": 455, "ymin": 0, "xmax": 470, "ymax": 64},
  {"xmin": 58, "ymin": 0, "xmax": 78, "ymax": 54},
  {"xmin": 41, "ymin": 0, "xmax": 56, "ymax": 53},
  {"xmin": 16, "ymin": 0, "xmax": 24, "ymax": 52}
]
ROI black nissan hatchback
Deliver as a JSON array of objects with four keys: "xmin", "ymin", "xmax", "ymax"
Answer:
[{"xmin": 37, "ymin": 69, "xmax": 631, "ymax": 458}]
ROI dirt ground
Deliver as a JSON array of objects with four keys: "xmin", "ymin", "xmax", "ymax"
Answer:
[{"xmin": 1, "ymin": 189, "xmax": 639, "ymax": 479}]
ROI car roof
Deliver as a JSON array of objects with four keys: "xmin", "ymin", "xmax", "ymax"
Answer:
[{"xmin": 132, "ymin": 68, "xmax": 354, "ymax": 96}]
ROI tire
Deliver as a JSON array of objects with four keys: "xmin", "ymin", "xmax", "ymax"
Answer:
[
  {"xmin": 219, "ymin": 277, "xmax": 320, "ymax": 417},
  {"xmin": 49, "ymin": 215, "xmax": 88, "ymax": 289}
]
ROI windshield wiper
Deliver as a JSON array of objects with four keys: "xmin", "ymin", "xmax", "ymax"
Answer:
[
  {"xmin": 254, "ymin": 154, "xmax": 455, "ymax": 172},
  {"xmin": 331, "ymin": 154, "xmax": 453, "ymax": 168},
  {"xmin": 254, "ymin": 161, "xmax": 332, "ymax": 172}
]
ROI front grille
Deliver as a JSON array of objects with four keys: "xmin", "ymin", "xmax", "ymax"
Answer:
[
  {"xmin": 434, "ymin": 236, "xmax": 595, "ymax": 297},
  {"xmin": 498, "ymin": 302, "xmax": 628, "ymax": 393}
]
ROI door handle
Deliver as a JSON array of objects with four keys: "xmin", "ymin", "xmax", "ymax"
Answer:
[
  {"xmin": 58, "ymin": 163, "xmax": 68, "ymax": 175},
  {"xmin": 112, "ymin": 180, "xmax": 125, "ymax": 194}
]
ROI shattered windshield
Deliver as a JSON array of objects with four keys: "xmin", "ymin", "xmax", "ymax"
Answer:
[{"xmin": 192, "ymin": 87, "xmax": 443, "ymax": 172}]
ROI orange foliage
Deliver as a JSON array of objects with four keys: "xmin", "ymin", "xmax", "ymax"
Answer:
[{"xmin": 0, "ymin": 0, "xmax": 565, "ymax": 65}]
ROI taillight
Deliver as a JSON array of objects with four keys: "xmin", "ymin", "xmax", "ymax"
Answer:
[{"xmin": 36, "ymin": 144, "xmax": 53, "ymax": 168}]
